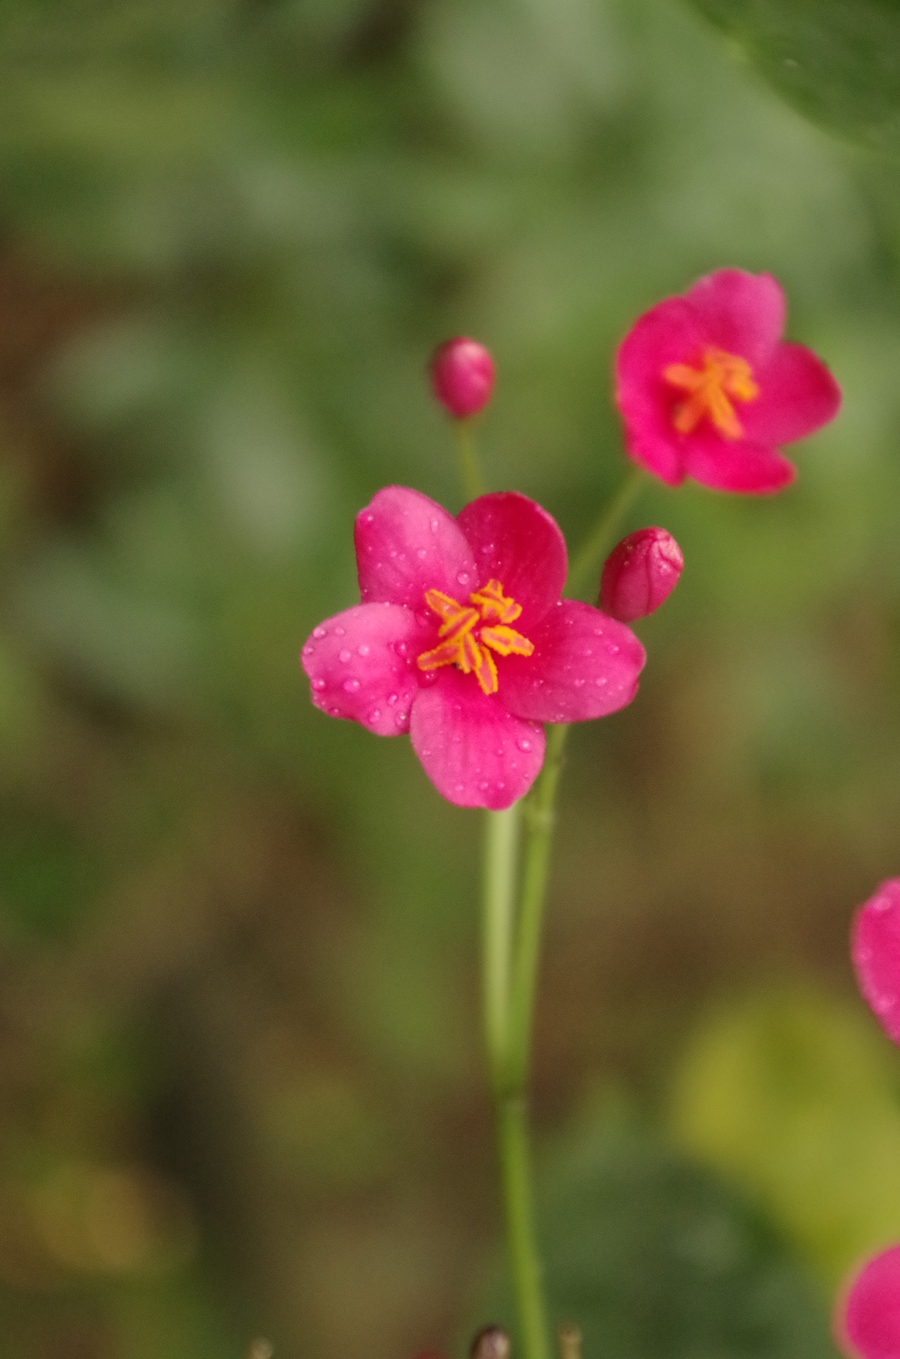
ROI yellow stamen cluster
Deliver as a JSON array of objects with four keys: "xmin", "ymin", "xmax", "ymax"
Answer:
[
  {"xmin": 663, "ymin": 346, "xmax": 759, "ymax": 440},
  {"xmin": 417, "ymin": 578, "xmax": 534, "ymax": 695}
]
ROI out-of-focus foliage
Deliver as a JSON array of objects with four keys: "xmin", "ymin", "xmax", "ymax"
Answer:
[
  {"xmin": 669, "ymin": 989, "xmax": 900, "ymax": 1286},
  {"xmin": 487, "ymin": 1106, "xmax": 839, "ymax": 1358},
  {"xmin": 0, "ymin": 0, "xmax": 899, "ymax": 1354},
  {"xmin": 687, "ymin": 0, "xmax": 900, "ymax": 156}
]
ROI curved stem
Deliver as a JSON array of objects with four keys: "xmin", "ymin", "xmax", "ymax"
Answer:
[
  {"xmin": 566, "ymin": 465, "xmax": 645, "ymax": 598},
  {"xmin": 455, "ymin": 418, "xmax": 485, "ymax": 500}
]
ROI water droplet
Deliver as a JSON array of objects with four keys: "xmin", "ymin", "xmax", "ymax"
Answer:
[
  {"xmin": 479, "ymin": 781, "xmax": 490, "ymax": 792},
  {"xmin": 357, "ymin": 643, "xmax": 370, "ymax": 657},
  {"xmin": 594, "ymin": 627, "xmax": 604, "ymax": 637},
  {"xmin": 574, "ymin": 678, "xmax": 585, "ymax": 688},
  {"xmin": 457, "ymin": 571, "xmax": 471, "ymax": 586},
  {"xmin": 455, "ymin": 783, "xmax": 465, "ymax": 794},
  {"xmin": 312, "ymin": 678, "xmax": 326, "ymax": 691},
  {"xmin": 416, "ymin": 548, "xmax": 428, "ymax": 560},
  {"xmin": 302, "ymin": 644, "xmax": 314, "ymax": 657},
  {"xmin": 363, "ymin": 512, "xmax": 375, "ymax": 523},
  {"xmin": 430, "ymin": 518, "xmax": 440, "ymax": 533},
  {"xmin": 388, "ymin": 693, "xmax": 398, "ymax": 705},
  {"xmin": 421, "ymin": 748, "xmax": 431, "ymax": 758},
  {"xmin": 583, "ymin": 648, "xmax": 593, "ymax": 657},
  {"xmin": 607, "ymin": 643, "xmax": 619, "ymax": 654},
  {"xmin": 873, "ymin": 896, "xmax": 893, "ymax": 913},
  {"xmin": 334, "ymin": 626, "xmax": 346, "ymax": 637},
  {"xmin": 329, "ymin": 706, "xmax": 342, "ymax": 716},
  {"xmin": 397, "ymin": 712, "xmax": 408, "ymax": 724},
  {"xmin": 339, "ymin": 649, "xmax": 352, "ymax": 663},
  {"xmin": 313, "ymin": 626, "xmax": 327, "ymax": 639},
  {"xmin": 369, "ymin": 708, "xmax": 381, "ymax": 722},
  {"xmin": 481, "ymin": 542, "xmax": 495, "ymax": 554},
  {"xmin": 395, "ymin": 641, "xmax": 408, "ymax": 656},
  {"xmin": 517, "ymin": 738, "xmax": 532, "ymax": 752},
  {"xmin": 595, "ymin": 677, "xmax": 607, "ymax": 687},
  {"xmin": 389, "ymin": 548, "xmax": 398, "ymax": 559}
]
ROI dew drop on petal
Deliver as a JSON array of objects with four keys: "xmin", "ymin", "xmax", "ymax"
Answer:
[
  {"xmin": 358, "ymin": 643, "xmax": 371, "ymax": 656},
  {"xmin": 339, "ymin": 649, "xmax": 352, "ymax": 663},
  {"xmin": 343, "ymin": 678, "xmax": 361, "ymax": 693},
  {"xmin": 873, "ymin": 896, "xmax": 892, "ymax": 913},
  {"xmin": 363, "ymin": 513, "xmax": 375, "ymax": 523},
  {"xmin": 455, "ymin": 783, "xmax": 465, "ymax": 794},
  {"xmin": 583, "ymin": 649, "xmax": 593, "ymax": 657},
  {"xmin": 311, "ymin": 678, "xmax": 326, "ymax": 691},
  {"xmin": 457, "ymin": 571, "xmax": 471, "ymax": 586},
  {"xmin": 388, "ymin": 693, "xmax": 398, "ymax": 705},
  {"xmin": 313, "ymin": 626, "xmax": 327, "ymax": 639},
  {"xmin": 574, "ymin": 678, "xmax": 585, "ymax": 688},
  {"xmin": 430, "ymin": 518, "xmax": 440, "ymax": 533},
  {"xmin": 479, "ymin": 781, "xmax": 490, "ymax": 792},
  {"xmin": 302, "ymin": 644, "xmax": 314, "ymax": 657},
  {"xmin": 595, "ymin": 677, "xmax": 607, "ymax": 687},
  {"xmin": 369, "ymin": 709, "xmax": 381, "ymax": 722},
  {"xmin": 416, "ymin": 548, "xmax": 428, "ymax": 560},
  {"xmin": 517, "ymin": 738, "xmax": 532, "ymax": 752},
  {"xmin": 329, "ymin": 706, "xmax": 342, "ymax": 716},
  {"xmin": 607, "ymin": 643, "xmax": 619, "ymax": 654},
  {"xmin": 397, "ymin": 712, "xmax": 408, "ymax": 724},
  {"xmin": 334, "ymin": 626, "xmax": 346, "ymax": 637}
]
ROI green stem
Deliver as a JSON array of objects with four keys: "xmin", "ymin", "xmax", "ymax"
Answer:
[
  {"xmin": 482, "ymin": 803, "xmax": 521, "ymax": 1085},
  {"xmin": 566, "ymin": 465, "xmax": 645, "ymax": 598},
  {"xmin": 496, "ymin": 1094, "xmax": 550, "ymax": 1359},
  {"xmin": 507, "ymin": 724, "xmax": 569, "ymax": 1092},
  {"xmin": 455, "ymin": 418, "xmax": 484, "ymax": 500}
]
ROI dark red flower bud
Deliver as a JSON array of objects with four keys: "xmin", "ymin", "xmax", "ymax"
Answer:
[
  {"xmin": 600, "ymin": 526, "xmax": 683, "ymax": 622},
  {"xmin": 429, "ymin": 337, "xmax": 495, "ymax": 418}
]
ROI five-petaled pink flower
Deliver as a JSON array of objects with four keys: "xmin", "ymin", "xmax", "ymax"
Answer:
[
  {"xmin": 301, "ymin": 487, "xmax": 646, "ymax": 809},
  {"xmin": 851, "ymin": 878, "xmax": 900, "ymax": 1046},
  {"xmin": 837, "ymin": 1243, "xmax": 900, "ymax": 1359},
  {"xmin": 615, "ymin": 268, "xmax": 841, "ymax": 494}
]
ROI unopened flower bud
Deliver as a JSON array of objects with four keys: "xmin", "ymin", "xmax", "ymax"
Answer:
[
  {"xmin": 600, "ymin": 526, "xmax": 683, "ymax": 622},
  {"xmin": 429, "ymin": 337, "xmax": 495, "ymax": 418},
  {"xmin": 469, "ymin": 1326, "xmax": 510, "ymax": 1359},
  {"xmin": 839, "ymin": 1243, "xmax": 900, "ymax": 1358}
]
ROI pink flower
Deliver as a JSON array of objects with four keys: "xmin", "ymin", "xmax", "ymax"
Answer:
[
  {"xmin": 600, "ymin": 527, "xmax": 684, "ymax": 622},
  {"xmin": 430, "ymin": 337, "xmax": 495, "ymax": 418},
  {"xmin": 615, "ymin": 268, "xmax": 841, "ymax": 493},
  {"xmin": 301, "ymin": 487, "xmax": 646, "ymax": 809},
  {"xmin": 851, "ymin": 879, "xmax": 900, "ymax": 1046},
  {"xmin": 838, "ymin": 1243, "xmax": 900, "ymax": 1359}
]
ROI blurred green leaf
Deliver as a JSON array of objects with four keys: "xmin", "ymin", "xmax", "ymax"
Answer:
[
  {"xmin": 485, "ymin": 1110, "xmax": 837, "ymax": 1358},
  {"xmin": 686, "ymin": 0, "xmax": 900, "ymax": 154},
  {"xmin": 667, "ymin": 989, "xmax": 900, "ymax": 1284}
]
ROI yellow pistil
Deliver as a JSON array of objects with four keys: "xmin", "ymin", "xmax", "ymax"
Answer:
[
  {"xmin": 663, "ymin": 346, "xmax": 759, "ymax": 440},
  {"xmin": 417, "ymin": 579, "xmax": 534, "ymax": 695}
]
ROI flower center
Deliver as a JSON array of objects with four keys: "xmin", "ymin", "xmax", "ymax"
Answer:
[
  {"xmin": 417, "ymin": 579, "xmax": 534, "ymax": 696},
  {"xmin": 663, "ymin": 346, "xmax": 759, "ymax": 440}
]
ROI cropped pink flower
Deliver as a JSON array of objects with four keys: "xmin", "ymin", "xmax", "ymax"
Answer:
[
  {"xmin": 838, "ymin": 1243, "xmax": 900, "ymax": 1359},
  {"xmin": 301, "ymin": 487, "xmax": 645, "ymax": 809},
  {"xmin": 615, "ymin": 268, "xmax": 841, "ymax": 493},
  {"xmin": 851, "ymin": 878, "xmax": 900, "ymax": 1046}
]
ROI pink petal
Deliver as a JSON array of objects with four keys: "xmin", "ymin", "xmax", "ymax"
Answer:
[
  {"xmin": 498, "ymin": 600, "xmax": 645, "ymax": 724},
  {"xmin": 355, "ymin": 486, "xmax": 477, "ymax": 609},
  {"xmin": 839, "ymin": 1243, "xmax": 900, "ymax": 1359},
  {"xmin": 614, "ymin": 298, "xmax": 704, "ymax": 485},
  {"xmin": 456, "ymin": 492, "xmax": 568, "ymax": 629},
  {"xmin": 851, "ymin": 880, "xmax": 900, "ymax": 1046},
  {"xmin": 741, "ymin": 341, "xmax": 842, "ymax": 445},
  {"xmin": 681, "ymin": 428, "xmax": 796, "ymax": 494},
  {"xmin": 409, "ymin": 668, "xmax": 545, "ymax": 809},
  {"xmin": 685, "ymin": 269, "xmax": 785, "ymax": 368},
  {"xmin": 301, "ymin": 603, "xmax": 429, "ymax": 736}
]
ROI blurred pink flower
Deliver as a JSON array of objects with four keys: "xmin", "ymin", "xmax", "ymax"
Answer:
[
  {"xmin": 851, "ymin": 878, "xmax": 900, "ymax": 1045},
  {"xmin": 430, "ymin": 337, "xmax": 495, "ymax": 418},
  {"xmin": 301, "ymin": 487, "xmax": 645, "ymax": 809},
  {"xmin": 600, "ymin": 526, "xmax": 684, "ymax": 622},
  {"xmin": 838, "ymin": 1243, "xmax": 900, "ymax": 1359},
  {"xmin": 615, "ymin": 268, "xmax": 841, "ymax": 493}
]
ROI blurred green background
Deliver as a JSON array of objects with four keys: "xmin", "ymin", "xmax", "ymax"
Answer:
[{"xmin": 1, "ymin": 1, "xmax": 900, "ymax": 1355}]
